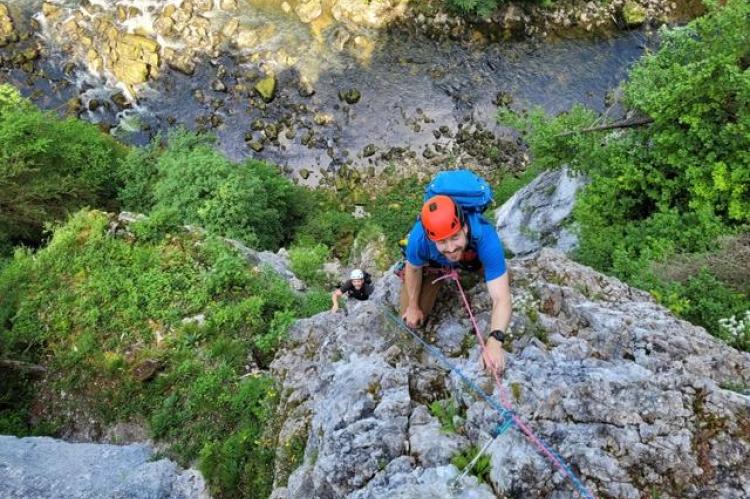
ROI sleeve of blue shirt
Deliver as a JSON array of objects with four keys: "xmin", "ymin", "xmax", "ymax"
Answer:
[
  {"xmin": 405, "ymin": 222, "xmax": 428, "ymax": 267},
  {"xmin": 477, "ymin": 222, "xmax": 507, "ymax": 282}
]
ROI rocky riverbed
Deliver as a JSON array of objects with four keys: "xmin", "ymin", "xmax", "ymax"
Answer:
[{"xmin": 0, "ymin": 0, "xmax": 695, "ymax": 190}]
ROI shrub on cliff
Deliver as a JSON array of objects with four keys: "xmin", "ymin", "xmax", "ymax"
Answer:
[
  {"xmin": 0, "ymin": 84, "xmax": 125, "ymax": 253},
  {"xmin": 499, "ymin": 0, "xmax": 750, "ymax": 343},
  {"xmin": 117, "ymin": 130, "xmax": 312, "ymax": 250},
  {"xmin": 0, "ymin": 209, "xmax": 325, "ymax": 498}
]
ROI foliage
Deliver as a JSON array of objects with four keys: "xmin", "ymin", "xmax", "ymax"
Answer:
[
  {"xmin": 364, "ymin": 176, "xmax": 425, "ymax": 256},
  {"xmin": 117, "ymin": 129, "xmax": 313, "ymax": 250},
  {"xmin": 646, "ymin": 270, "xmax": 750, "ymax": 346},
  {"xmin": 115, "ymin": 136, "xmax": 161, "ymax": 213},
  {"xmin": 428, "ymin": 398, "xmax": 461, "ymax": 433},
  {"xmin": 289, "ymin": 244, "xmax": 330, "ymax": 288},
  {"xmin": 451, "ymin": 445, "xmax": 492, "ymax": 483},
  {"xmin": 295, "ymin": 289, "xmax": 331, "ymax": 317},
  {"xmin": 0, "ymin": 209, "xmax": 324, "ymax": 498},
  {"xmin": 498, "ymin": 0, "xmax": 750, "ymax": 348},
  {"xmin": 349, "ymin": 223, "xmax": 391, "ymax": 272},
  {"xmin": 294, "ymin": 193, "xmax": 359, "ymax": 259},
  {"xmin": 444, "ymin": 0, "xmax": 556, "ymax": 17},
  {"xmin": 0, "ymin": 84, "xmax": 125, "ymax": 252},
  {"xmin": 493, "ymin": 160, "xmax": 546, "ymax": 206},
  {"xmin": 446, "ymin": 0, "xmax": 500, "ymax": 17},
  {"xmin": 624, "ymin": 0, "xmax": 750, "ymax": 223},
  {"xmin": 0, "ymin": 84, "xmax": 26, "ymax": 109}
]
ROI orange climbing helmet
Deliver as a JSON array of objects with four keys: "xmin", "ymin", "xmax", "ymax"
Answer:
[{"xmin": 421, "ymin": 195, "xmax": 465, "ymax": 241}]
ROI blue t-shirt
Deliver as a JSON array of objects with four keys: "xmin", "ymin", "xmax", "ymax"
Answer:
[{"xmin": 405, "ymin": 213, "xmax": 507, "ymax": 282}]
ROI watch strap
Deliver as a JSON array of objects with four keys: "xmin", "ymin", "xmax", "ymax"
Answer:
[{"xmin": 489, "ymin": 329, "xmax": 506, "ymax": 343}]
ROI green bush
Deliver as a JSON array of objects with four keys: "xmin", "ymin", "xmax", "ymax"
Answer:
[
  {"xmin": 444, "ymin": 0, "xmax": 556, "ymax": 17},
  {"xmin": 429, "ymin": 399, "xmax": 460, "ymax": 433},
  {"xmin": 365, "ymin": 177, "xmax": 425, "ymax": 255},
  {"xmin": 0, "ymin": 209, "xmax": 323, "ymax": 497},
  {"xmin": 0, "ymin": 84, "xmax": 125, "ymax": 251},
  {"xmin": 296, "ymin": 289, "xmax": 332, "ymax": 317},
  {"xmin": 451, "ymin": 445, "xmax": 492, "ymax": 483},
  {"xmin": 289, "ymin": 244, "xmax": 330, "ymax": 288},
  {"xmin": 446, "ymin": 0, "xmax": 500, "ymax": 17},
  {"xmin": 498, "ymin": 0, "xmax": 750, "ymax": 348},
  {"xmin": 624, "ymin": 0, "xmax": 750, "ymax": 223},
  {"xmin": 294, "ymin": 200, "xmax": 359, "ymax": 259},
  {"xmin": 117, "ymin": 130, "xmax": 312, "ymax": 250}
]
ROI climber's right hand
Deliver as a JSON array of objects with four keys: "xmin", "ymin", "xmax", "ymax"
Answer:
[{"xmin": 402, "ymin": 306, "xmax": 425, "ymax": 329}]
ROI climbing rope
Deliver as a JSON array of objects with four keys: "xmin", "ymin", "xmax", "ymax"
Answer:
[
  {"xmin": 448, "ymin": 418, "xmax": 515, "ymax": 494},
  {"xmin": 383, "ymin": 268, "xmax": 598, "ymax": 499}
]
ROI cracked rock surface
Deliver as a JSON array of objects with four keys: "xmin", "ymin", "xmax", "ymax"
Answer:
[
  {"xmin": 269, "ymin": 249, "xmax": 750, "ymax": 498},
  {"xmin": 0, "ymin": 435, "xmax": 208, "ymax": 499}
]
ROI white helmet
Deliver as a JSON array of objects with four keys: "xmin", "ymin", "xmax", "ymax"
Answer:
[{"xmin": 350, "ymin": 269, "xmax": 364, "ymax": 280}]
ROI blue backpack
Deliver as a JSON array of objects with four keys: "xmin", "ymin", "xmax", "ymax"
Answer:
[{"xmin": 423, "ymin": 169, "xmax": 494, "ymax": 214}]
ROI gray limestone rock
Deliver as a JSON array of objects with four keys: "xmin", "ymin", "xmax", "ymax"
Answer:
[
  {"xmin": 0, "ymin": 436, "xmax": 208, "ymax": 499},
  {"xmin": 495, "ymin": 167, "xmax": 586, "ymax": 256},
  {"xmin": 270, "ymin": 248, "xmax": 750, "ymax": 499},
  {"xmin": 408, "ymin": 405, "xmax": 469, "ymax": 467}
]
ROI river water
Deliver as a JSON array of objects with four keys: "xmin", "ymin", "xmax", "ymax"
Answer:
[{"xmin": 0, "ymin": 0, "xmax": 656, "ymax": 184}]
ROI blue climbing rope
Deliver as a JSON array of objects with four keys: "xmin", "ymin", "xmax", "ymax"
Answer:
[{"xmin": 382, "ymin": 307, "xmax": 597, "ymax": 499}]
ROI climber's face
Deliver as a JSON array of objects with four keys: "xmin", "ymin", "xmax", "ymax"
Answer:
[
  {"xmin": 351, "ymin": 278, "xmax": 364, "ymax": 290},
  {"xmin": 434, "ymin": 226, "xmax": 468, "ymax": 262}
]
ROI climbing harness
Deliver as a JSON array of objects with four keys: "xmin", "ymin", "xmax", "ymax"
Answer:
[{"xmin": 382, "ymin": 268, "xmax": 598, "ymax": 499}]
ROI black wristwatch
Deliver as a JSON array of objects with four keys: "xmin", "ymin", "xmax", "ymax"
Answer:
[{"xmin": 488, "ymin": 329, "xmax": 506, "ymax": 344}]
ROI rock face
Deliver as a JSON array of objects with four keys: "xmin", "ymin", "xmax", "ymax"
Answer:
[
  {"xmin": 0, "ymin": 436, "xmax": 208, "ymax": 499},
  {"xmin": 622, "ymin": 1, "xmax": 648, "ymax": 28},
  {"xmin": 332, "ymin": 0, "xmax": 409, "ymax": 29},
  {"xmin": 495, "ymin": 167, "xmax": 586, "ymax": 256},
  {"xmin": 34, "ymin": 0, "xmax": 408, "ymax": 95},
  {"xmin": 224, "ymin": 237, "xmax": 306, "ymax": 291},
  {"xmin": 0, "ymin": 2, "xmax": 16, "ymax": 47},
  {"xmin": 269, "ymin": 248, "xmax": 750, "ymax": 498}
]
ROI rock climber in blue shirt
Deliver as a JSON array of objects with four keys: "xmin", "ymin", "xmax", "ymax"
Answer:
[{"xmin": 400, "ymin": 194, "xmax": 512, "ymax": 374}]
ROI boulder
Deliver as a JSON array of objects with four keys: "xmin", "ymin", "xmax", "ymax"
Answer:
[
  {"xmin": 295, "ymin": 0, "xmax": 323, "ymax": 24},
  {"xmin": 113, "ymin": 60, "xmax": 149, "ymax": 86},
  {"xmin": 220, "ymin": 0, "xmax": 238, "ymax": 10},
  {"xmin": 339, "ymin": 87, "xmax": 361, "ymax": 104},
  {"xmin": 41, "ymin": 2, "xmax": 63, "ymax": 20},
  {"xmin": 622, "ymin": 1, "xmax": 647, "ymax": 28},
  {"xmin": 331, "ymin": 0, "xmax": 409, "ymax": 29},
  {"xmin": 164, "ymin": 49, "xmax": 196, "ymax": 75},
  {"xmin": 192, "ymin": 0, "xmax": 214, "ymax": 13},
  {"xmin": 235, "ymin": 25, "xmax": 275, "ymax": 50},
  {"xmin": 0, "ymin": 2, "xmax": 15, "ymax": 47},
  {"xmin": 408, "ymin": 405, "xmax": 469, "ymax": 467},
  {"xmin": 495, "ymin": 166, "xmax": 585, "ymax": 256},
  {"xmin": 0, "ymin": 436, "xmax": 208, "ymax": 499},
  {"xmin": 224, "ymin": 239, "xmax": 306, "ymax": 291},
  {"xmin": 111, "ymin": 33, "xmax": 160, "ymax": 85},
  {"xmin": 254, "ymin": 75, "xmax": 277, "ymax": 102},
  {"xmin": 220, "ymin": 18, "xmax": 239, "ymax": 38}
]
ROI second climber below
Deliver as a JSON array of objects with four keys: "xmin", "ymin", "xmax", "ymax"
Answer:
[{"xmin": 401, "ymin": 190, "xmax": 512, "ymax": 375}]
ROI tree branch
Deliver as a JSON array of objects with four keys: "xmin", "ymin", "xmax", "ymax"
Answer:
[
  {"xmin": 0, "ymin": 359, "xmax": 47, "ymax": 377},
  {"xmin": 557, "ymin": 116, "xmax": 654, "ymax": 137}
]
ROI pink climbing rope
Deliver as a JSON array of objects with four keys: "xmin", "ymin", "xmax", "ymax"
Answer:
[{"xmin": 432, "ymin": 268, "xmax": 598, "ymax": 499}]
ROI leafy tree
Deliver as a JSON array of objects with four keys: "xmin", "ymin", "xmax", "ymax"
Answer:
[
  {"xmin": 118, "ymin": 130, "xmax": 312, "ymax": 250},
  {"xmin": 0, "ymin": 84, "xmax": 125, "ymax": 252},
  {"xmin": 499, "ymin": 0, "xmax": 750, "ymax": 343}
]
